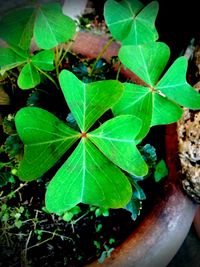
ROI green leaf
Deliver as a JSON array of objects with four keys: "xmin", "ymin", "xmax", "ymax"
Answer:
[
  {"xmin": 131, "ymin": 180, "xmax": 146, "ymax": 200},
  {"xmin": 95, "ymin": 207, "xmax": 109, "ymax": 217},
  {"xmin": 156, "ymin": 57, "xmax": 200, "ymax": 109},
  {"xmin": 119, "ymin": 42, "xmax": 170, "ymax": 86},
  {"xmin": 0, "ymin": 172, "xmax": 10, "ymax": 187},
  {"xmin": 116, "ymin": 43, "xmax": 186, "ymax": 126},
  {"xmin": 154, "ymin": 159, "xmax": 168, "ymax": 182},
  {"xmin": 104, "ymin": 0, "xmax": 143, "ymax": 41},
  {"xmin": 104, "ymin": 0, "xmax": 159, "ymax": 45},
  {"xmin": 62, "ymin": 211, "xmax": 74, "ymax": 222},
  {"xmin": 15, "ymin": 107, "xmax": 80, "ymax": 181},
  {"xmin": 34, "ymin": 3, "xmax": 76, "ymax": 49},
  {"xmin": 151, "ymin": 93, "xmax": 183, "ymax": 126},
  {"xmin": 126, "ymin": 194, "xmax": 142, "ymax": 220},
  {"xmin": 1, "ymin": 48, "xmax": 55, "ymax": 89},
  {"xmin": 59, "ymin": 70, "xmax": 124, "ymax": 132},
  {"xmin": 88, "ymin": 115, "xmax": 148, "ymax": 177},
  {"xmin": 4, "ymin": 135, "xmax": 23, "ymax": 160},
  {"xmin": 0, "ymin": 6, "xmax": 35, "ymax": 50},
  {"xmin": 31, "ymin": 50, "xmax": 55, "ymax": 71},
  {"xmin": 17, "ymin": 62, "xmax": 40, "ymax": 89},
  {"xmin": 0, "ymin": 47, "xmax": 27, "ymax": 74},
  {"xmin": 70, "ymin": 206, "xmax": 81, "ymax": 215},
  {"xmin": 0, "ymin": 3, "xmax": 76, "ymax": 50},
  {"xmin": 138, "ymin": 144, "xmax": 157, "ymax": 176},
  {"xmin": 14, "ymin": 220, "xmax": 23, "ymax": 229},
  {"xmin": 45, "ymin": 139, "xmax": 132, "ymax": 213},
  {"xmin": 113, "ymin": 82, "xmax": 183, "ymax": 127},
  {"xmin": 112, "ymin": 83, "xmax": 152, "ymax": 139}
]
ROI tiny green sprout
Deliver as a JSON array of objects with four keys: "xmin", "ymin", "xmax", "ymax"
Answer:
[
  {"xmin": 35, "ymin": 229, "xmax": 43, "ymax": 241},
  {"xmin": 62, "ymin": 206, "xmax": 82, "ymax": 222},
  {"xmin": 14, "ymin": 220, "xmax": 23, "ymax": 229},
  {"xmin": 95, "ymin": 223, "xmax": 103, "ymax": 233},
  {"xmin": 95, "ymin": 207, "xmax": 110, "ymax": 217},
  {"xmin": 154, "ymin": 159, "xmax": 168, "ymax": 182},
  {"xmin": 94, "ymin": 240, "xmax": 101, "ymax": 250},
  {"xmin": 11, "ymin": 169, "xmax": 18, "ymax": 176},
  {"xmin": 42, "ymin": 206, "xmax": 51, "ymax": 214},
  {"xmin": 109, "ymin": 238, "xmax": 115, "ymax": 245},
  {"xmin": 98, "ymin": 244, "xmax": 114, "ymax": 264}
]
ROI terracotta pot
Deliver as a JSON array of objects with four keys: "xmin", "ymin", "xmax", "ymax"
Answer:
[
  {"xmin": 71, "ymin": 32, "xmax": 197, "ymax": 267},
  {"xmin": 194, "ymin": 205, "xmax": 200, "ymax": 239}
]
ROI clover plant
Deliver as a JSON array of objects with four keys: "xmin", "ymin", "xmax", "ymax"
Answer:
[
  {"xmin": 15, "ymin": 70, "xmax": 147, "ymax": 214},
  {"xmin": 112, "ymin": 42, "xmax": 200, "ymax": 138},
  {"xmin": 1, "ymin": 0, "xmax": 200, "ymax": 219}
]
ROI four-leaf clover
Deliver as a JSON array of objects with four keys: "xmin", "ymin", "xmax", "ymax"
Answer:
[{"xmin": 15, "ymin": 70, "xmax": 148, "ymax": 215}]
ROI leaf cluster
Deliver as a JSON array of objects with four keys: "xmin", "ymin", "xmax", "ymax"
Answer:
[
  {"xmin": 0, "ymin": 2, "xmax": 76, "ymax": 89},
  {"xmin": 1, "ymin": 0, "xmax": 200, "ymax": 220}
]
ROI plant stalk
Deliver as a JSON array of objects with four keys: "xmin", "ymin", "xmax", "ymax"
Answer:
[{"xmin": 89, "ymin": 37, "xmax": 114, "ymax": 76}]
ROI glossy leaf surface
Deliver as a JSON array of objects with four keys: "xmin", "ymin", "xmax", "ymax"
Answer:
[
  {"xmin": 88, "ymin": 115, "xmax": 148, "ymax": 177},
  {"xmin": 46, "ymin": 139, "xmax": 132, "ymax": 213},
  {"xmin": 112, "ymin": 84, "xmax": 153, "ymax": 139},
  {"xmin": 156, "ymin": 57, "xmax": 200, "ymax": 109},
  {"xmin": 119, "ymin": 42, "xmax": 170, "ymax": 86},
  {"xmin": 0, "ymin": 7, "xmax": 35, "ymax": 50},
  {"xmin": 0, "ymin": 47, "xmax": 27, "ymax": 74},
  {"xmin": 0, "ymin": 3, "xmax": 76, "ymax": 50},
  {"xmin": 15, "ymin": 71, "xmax": 147, "ymax": 213},
  {"xmin": 17, "ymin": 63, "xmax": 40, "ymax": 89},
  {"xmin": 11, "ymin": 50, "xmax": 54, "ymax": 89},
  {"xmin": 115, "ymin": 42, "xmax": 199, "ymax": 128},
  {"xmin": 34, "ymin": 3, "xmax": 76, "ymax": 49},
  {"xmin": 15, "ymin": 107, "xmax": 79, "ymax": 180},
  {"xmin": 104, "ymin": 0, "xmax": 159, "ymax": 45},
  {"xmin": 31, "ymin": 50, "xmax": 55, "ymax": 71},
  {"xmin": 59, "ymin": 70, "xmax": 124, "ymax": 132}
]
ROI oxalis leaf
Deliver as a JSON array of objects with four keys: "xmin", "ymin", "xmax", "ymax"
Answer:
[
  {"xmin": 15, "ymin": 107, "xmax": 80, "ymax": 180},
  {"xmin": 0, "ymin": 6, "xmax": 35, "ymax": 51},
  {"xmin": 88, "ymin": 115, "xmax": 148, "ymax": 177},
  {"xmin": 104, "ymin": 0, "xmax": 159, "ymax": 45},
  {"xmin": 0, "ymin": 46, "xmax": 54, "ymax": 89},
  {"xmin": 59, "ymin": 70, "xmax": 124, "ymax": 132},
  {"xmin": 34, "ymin": 3, "xmax": 76, "ymax": 49},
  {"xmin": 45, "ymin": 138, "xmax": 132, "ymax": 213},
  {"xmin": 114, "ymin": 42, "xmax": 200, "ymax": 134},
  {"xmin": 18, "ymin": 62, "xmax": 41, "ymax": 89},
  {"xmin": 0, "ymin": 2, "xmax": 76, "ymax": 50},
  {"xmin": 16, "ymin": 70, "xmax": 148, "ymax": 213},
  {"xmin": 17, "ymin": 50, "xmax": 55, "ymax": 89},
  {"xmin": 0, "ymin": 47, "xmax": 27, "ymax": 75}
]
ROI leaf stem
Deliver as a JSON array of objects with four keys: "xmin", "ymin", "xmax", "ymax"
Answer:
[
  {"xmin": 57, "ymin": 39, "xmax": 75, "ymax": 68},
  {"xmin": 54, "ymin": 46, "xmax": 60, "ymax": 78},
  {"xmin": 54, "ymin": 33, "xmax": 78, "ymax": 80},
  {"xmin": 0, "ymin": 182, "xmax": 28, "ymax": 200},
  {"xmin": 36, "ymin": 67, "xmax": 59, "ymax": 90},
  {"xmin": 89, "ymin": 37, "xmax": 114, "ymax": 77},
  {"xmin": 116, "ymin": 62, "xmax": 122, "ymax": 80}
]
